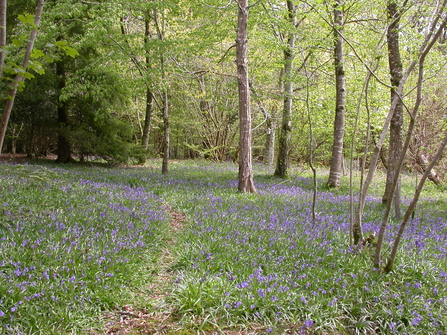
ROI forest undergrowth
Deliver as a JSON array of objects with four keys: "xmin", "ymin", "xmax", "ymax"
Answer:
[{"xmin": 0, "ymin": 159, "xmax": 446, "ymax": 334}]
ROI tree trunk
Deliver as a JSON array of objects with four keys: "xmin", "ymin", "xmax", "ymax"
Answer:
[
  {"xmin": 0, "ymin": 0, "xmax": 6, "ymax": 78},
  {"xmin": 275, "ymin": 0, "xmax": 295, "ymax": 178},
  {"xmin": 265, "ymin": 117, "xmax": 276, "ymax": 169},
  {"xmin": 328, "ymin": 0, "xmax": 346, "ymax": 188},
  {"xmin": 141, "ymin": 18, "xmax": 153, "ymax": 152},
  {"xmin": 56, "ymin": 61, "xmax": 73, "ymax": 163},
  {"xmin": 161, "ymin": 89, "xmax": 169, "ymax": 174},
  {"xmin": 151, "ymin": 6, "xmax": 170, "ymax": 174},
  {"xmin": 236, "ymin": 0, "xmax": 256, "ymax": 193},
  {"xmin": 0, "ymin": 0, "xmax": 44, "ymax": 154},
  {"xmin": 141, "ymin": 90, "xmax": 153, "ymax": 149},
  {"xmin": 385, "ymin": 128, "xmax": 447, "ymax": 272},
  {"xmin": 373, "ymin": 9, "xmax": 447, "ymax": 268},
  {"xmin": 249, "ymin": 80, "xmax": 275, "ymax": 169},
  {"xmin": 382, "ymin": 0, "xmax": 403, "ymax": 210}
]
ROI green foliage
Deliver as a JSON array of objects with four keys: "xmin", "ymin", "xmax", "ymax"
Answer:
[
  {"xmin": 54, "ymin": 41, "xmax": 79, "ymax": 58},
  {"xmin": 3, "ymin": 0, "xmax": 447, "ymax": 175},
  {"xmin": 17, "ymin": 13, "xmax": 37, "ymax": 30},
  {"xmin": 69, "ymin": 117, "xmax": 138, "ymax": 165}
]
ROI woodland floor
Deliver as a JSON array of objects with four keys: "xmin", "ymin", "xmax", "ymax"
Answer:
[
  {"xmin": 1, "ymin": 154, "xmax": 345, "ymax": 335},
  {"xmin": 0, "ymin": 154, "xmax": 266, "ymax": 334},
  {"xmin": 94, "ymin": 203, "xmax": 272, "ymax": 335},
  {"xmin": 0, "ymin": 153, "xmax": 34, "ymax": 163}
]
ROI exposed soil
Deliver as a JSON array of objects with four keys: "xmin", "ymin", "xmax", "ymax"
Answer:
[{"xmin": 94, "ymin": 205, "xmax": 186, "ymax": 335}]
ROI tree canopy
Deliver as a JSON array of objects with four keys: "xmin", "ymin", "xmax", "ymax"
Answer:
[{"xmin": 0, "ymin": 0, "xmax": 446, "ymax": 175}]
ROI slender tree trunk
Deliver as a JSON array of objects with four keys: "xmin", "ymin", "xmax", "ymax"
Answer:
[
  {"xmin": 275, "ymin": 0, "xmax": 295, "ymax": 178},
  {"xmin": 236, "ymin": 0, "xmax": 256, "ymax": 193},
  {"xmin": 374, "ymin": 9, "xmax": 447, "ymax": 268},
  {"xmin": 349, "ymin": 60, "xmax": 378, "ymax": 245},
  {"xmin": 56, "ymin": 61, "xmax": 72, "ymax": 163},
  {"xmin": 384, "ymin": 129, "xmax": 447, "ymax": 272},
  {"xmin": 328, "ymin": 0, "xmax": 346, "ymax": 188},
  {"xmin": 152, "ymin": 6, "xmax": 169, "ymax": 174},
  {"xmin": 0, "ymin": 0, "xmax": 6, "ymax": 78},
  {"xmin": 141, "ymin": 18, "xmax": 153, "ymax": 152},
  {"xmin": 142, "ymin": 90, "xmax": 153, "ymax": 149},
  {"xmin": 353, "ymin": 1, "xmax": 447, "ymax": 246},
  {"xmin": 382, "ymin": 0, "xmax": 403, "ymax": 214},
  {"xmin": 265, "ymin": 117, "xmax": 276, "ymax": 169},
  {"xmin": 161, "ymin": 89, "xmax": 169, "ymax": 174},
  {"xmin": 0, "ymin": 0, "xmax": 44, "ymax": 154},
  {"xmin": 304, "ymin": 64, "xmax": 317, "ymax": 225},
  {"xmin": 249, "ymin": 80, "xmax": 275, "ymax": 169}
]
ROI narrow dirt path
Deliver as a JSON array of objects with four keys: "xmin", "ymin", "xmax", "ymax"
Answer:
[
  {"xmin": 97, "ymin": 204, "xmax": 186, "ymax": 335},
  {"xmin": 95, "ymin": 205, "xmax": 264, "ymax": 335}
]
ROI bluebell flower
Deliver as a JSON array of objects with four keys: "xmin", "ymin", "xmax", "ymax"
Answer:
[{"xmin": 303, "ymin": 319, "xmax": 314, "ymax": 327}]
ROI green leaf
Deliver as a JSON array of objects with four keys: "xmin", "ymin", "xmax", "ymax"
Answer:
[
  {"xmin": 55, "ymin": 40, "xmax": 79, "ymax": 58},
  {"xmin": 22, "ymin": 71, "xmax": 35, "ymax": 79},
  {"xmin": 31, "ymin": 48, "xmax": 45, "ymax": 59},
  {"xmin": 16, "ymin": 80, "xmax": 26, "ymax": 91},
  {"xmin": 36, "ymin": 67, "xmax": 45, "ymax": 75},
  {"xmin": 18, "ymin": 13, "xmax": 37, "ymax": 30},
  {"xmin": 28, "ymin": 60, "xmax": 45, "ymax": 75},
  {"xmin": 13, "ymin": 67, "xmax": 26, "ymax": 74},
  {"xmin": 63, "ymin": 46, "xmax": 79, "ymax": 58},
  {"xmin": 12, "ymin": 38, "xmax": 24, "ymax": 47},
  {"xmin": 18, "ymin": 13, "xmax": 34, "ymax": 24},
  {"xmin": 55, "ymin": 40, "xmax": 68, "ymax": 47}
]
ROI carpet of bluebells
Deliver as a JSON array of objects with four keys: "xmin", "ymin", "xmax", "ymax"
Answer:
[
  {"xmin": 161, "ymin": 162, "xmax": 447, "ymax": 334},
  {"xmin": 0, "ymin": 163, "xmax": 168, "ymax": 334},
  {"xmin": 1, "ymin": 160, "xmax": 447, "ymax": 334}
]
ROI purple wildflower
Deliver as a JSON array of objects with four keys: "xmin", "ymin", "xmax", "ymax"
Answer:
[{"xmin": 303, "ymin": 319, "xmax": 314, "ymax": 327}]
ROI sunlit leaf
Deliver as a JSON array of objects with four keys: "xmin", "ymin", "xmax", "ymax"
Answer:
[
  {"xmin": 31, "ymin": 48, "xmax": 45, "ymax": 59},
  {"xmin": 22, "ymin": 71, "xmax": 35, "ymax": 79},
  {"xmin": 13, "ymin": 67, "xmax": 26, "ymax": 74},
  {"xmin": 18, "ymin": 13, "xmax": 37, "ymax": 30},
  {"xmin": 12, "ymin": 38, "xmax": 23, "ymax": 47},
  {"xmin": 55, "ymin": 40, "xmax": 68, "ymax": 47},
  {"xmin": 18, "ymin": 13, "xmax": 34, "ymax": 24},
  {"xmin": 63, "ymin": 46, "xmax": 79, "ymax": 58}
]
